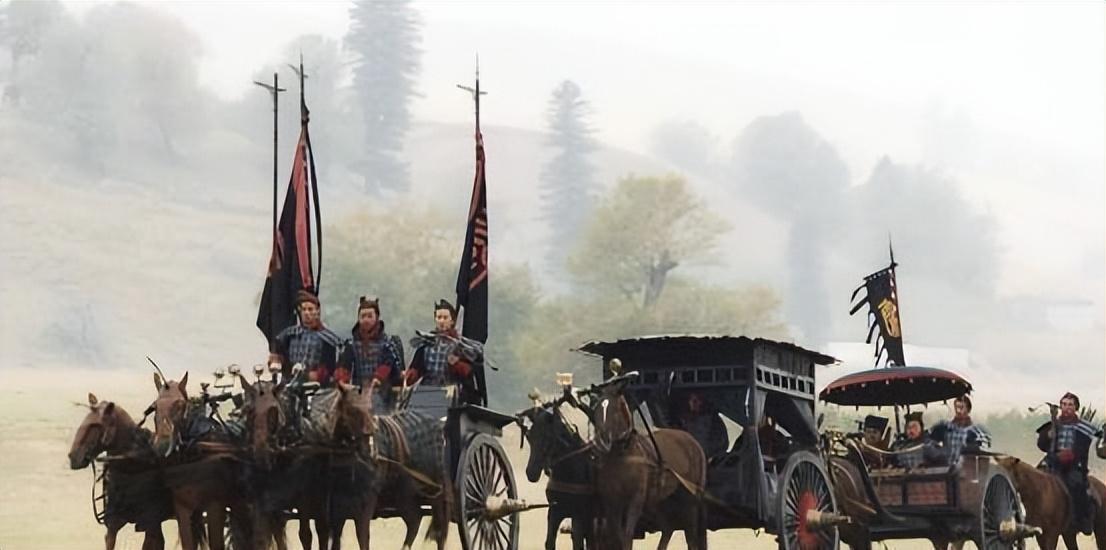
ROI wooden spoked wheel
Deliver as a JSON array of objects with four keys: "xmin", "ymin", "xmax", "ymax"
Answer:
[{"xmin": 457, "ymin": 433, "xmax": 520, "ymax": 550}]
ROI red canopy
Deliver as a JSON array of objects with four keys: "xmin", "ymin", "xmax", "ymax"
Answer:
[{"xmin": 819, "ymin": 366, "xmax": 972, "ymax": 406}]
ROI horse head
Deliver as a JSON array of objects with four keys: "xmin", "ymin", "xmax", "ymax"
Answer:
[
  {"xmin": 336, "ymin": 381, "xmax": 377, "ymax": 442},
  {"xmin": 518, "ymin": 405, "xmax": 569, "ymax": 483},
  {"xmin": 239, "ymin": 375, "xmax": 287, "ymax": 467},
  {"xmin": 68, "ymin": 393, "xmax": 136, "ymax": 469},
  {"xmin": 591, "ymin": 384, "xmax": 635, "ymax": 457},
  {"xmin": 151, "ymin": 372, "xmax": 189, "ymax": 458}
]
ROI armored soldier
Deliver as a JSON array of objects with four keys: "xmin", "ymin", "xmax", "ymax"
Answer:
[
  {"xmin": 338, "ymin": 296, "xmax": 404, "ymax": 409},
  {"xmin": 406, "ymin": 299, "xmax": 482, "ymax": 399},
  {"xmin": 1036, "ymin": 392, "xmax": 1103, "ymax": 535},
  {"xmin": 269, "ymin": 290, "xmax": 342, "ymax": 384},
  {"xmin": 860, "ymin": 415, "xmax": 891, "ymax": 467},
  {"xmin": 892, "ymin": 412, "xmax": 944, "ymax": 469},
  {"xmin": 931, "ymin": 395, "xmax": 990, "ymax": 465}
]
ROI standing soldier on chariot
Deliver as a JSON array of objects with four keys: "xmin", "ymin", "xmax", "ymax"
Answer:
[
  {"xmin": 338, "ymin": 296, "xmax": 404, "ymax": 409},
  {"xmin": 1036, "ymin": 392, "xmax": 1103, "ymax": 535},
  {"xmin": 269, "ymin": 290, "xmax": 342, "ymax": 384},
  {"xmin": 930, "ymin": 395, "xmax": 990, "ymax": 465},
  {"xmin": 405, "ymin": 299, "xmax": 482, "ymax": 403}
]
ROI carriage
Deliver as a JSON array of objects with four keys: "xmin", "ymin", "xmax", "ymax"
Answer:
[
  {"xmin": 818, "ymin": 365, "xmax": 1038, "ymax": 550},
  {"xmin": 575, "ymin": 334, "xmax": 845, "ymax": 550}
]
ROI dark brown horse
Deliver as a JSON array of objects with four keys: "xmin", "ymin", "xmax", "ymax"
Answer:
[
  {"xmin": 68, "ymin": 393, "xmax": 168, "ymax": 550},
  {"xmin": 151, "ymin": 372, "xmax": 243, "ymax": 550},
  {"xmin": 331, "ymin": 381, "xmax": 450, "ymax": 550},
  {"xmin": 996, "ymin": 456, "xmax": 1106, "ymax": 550},
  {"xmin": 590, "ymin": 381, "xmax": 707, "ymax": 550},
  {"xmin": 519, "ymin": 403, "xmax": 595, "ymax": 550},
  {"xmin": 239, "ymin": 376, "xmax": 329, "ymax": 550}
]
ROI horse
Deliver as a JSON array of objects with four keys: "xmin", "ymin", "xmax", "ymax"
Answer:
[
  {"xmin": 589, "ymin": 378, "xmax": 708, "ymax": 550},
  {"xmin": 329, "ymin": 381, "xmax": 450, "ymax": 550},
  {"xmin": 518, "ymin": 402, "xmax": 595, "ymax": 550},
  {"xmin": 151, "ymin": 372, "xmax": 248, "ymax": 550},
  {"xmin": 68, "ymin": 393, "xmax": 170, "ymax": 550},
  {"xmin": 238, "ymin": 376, "xmax": 332, "ymax": 550},
  {"xmin": 996, "ymin": 455, "xmax": 1106, "ymax": 550}
]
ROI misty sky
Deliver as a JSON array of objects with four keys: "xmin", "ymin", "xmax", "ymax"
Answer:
[
  {"xmin": 37, "ymin": 1, "xmax": 1105, "ymax": 400},
  {"xmin": 60, "ymin": 2, "xmax": 1104, "ymax": 293}
]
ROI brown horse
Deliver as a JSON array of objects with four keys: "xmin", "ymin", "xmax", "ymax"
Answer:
[
  {"xmin": 68, "ymin": 393, "xmax": 168, "ymax": 550},
  {"xmin": 331, "ymin": 381, "xmax": 450, "ymax": 550},
  {"xmin": 239, "ymin": 376, "xmax": 330, "ymax": 550},
  {"xmin": 996, "ymin": 456, "xmax": 1106, "ymax": 550},
  {"xmin": 590, "ymin": 383, "xmax": 707, "ymax": 550},
  {"xmin": 152, "ymin": 372, "xmax": 244, "ymax": 550}
]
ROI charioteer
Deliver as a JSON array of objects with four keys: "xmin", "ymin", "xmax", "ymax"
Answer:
[
  {"xmin": 405, "ymin": 299, "xmax": 483, "ymax": 414},
  {"xmin": 337, "ymin": 295, "xmax": 404, "ymax": 410},
  {"xmin": 930, "ymin": 395, "xmax": 990, "ymax": 465},
  {"xmin": 1036, "ymin": 392, "xmax": 1103, "ymax": 535},
  {"xmin": 269, "ymin": 290, "xmax": 342, "ymax": 385}
]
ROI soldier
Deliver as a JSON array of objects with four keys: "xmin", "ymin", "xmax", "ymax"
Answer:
[
  {"xmin": 675, "ymin": 391, "xmax": 728, "ymax": 459},
  {"xmin": 892, "ymin": 412, "xmax": 944, "ymax": 469},
  {"xmin": 269, "ymin": 290, "xmax": 342, "ymax": 385},
  {"xmin": 931, "ymin": 395, "xmax": 990, "ymax": 465},
  {"xmin": 860, "ymin": 415, "xmax": 891, "ymax": 467},
  {"xmin": 338, "ymin": 296, "xmax": 404, "ymax": 410},
  {"xmin": 1036, "ymin": 392, "xmax": 1103, "ymax": 535},
  {"xmin": 406, "ymin": 299, "xmax": 482, "ymax": 403}
]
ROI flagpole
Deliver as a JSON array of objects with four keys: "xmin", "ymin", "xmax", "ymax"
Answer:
[
  {"xmin": 254, "ymin": 73, "xmax": 286, "ymax": 344},
  {"xmin": 457, "ymin": 56, "xmax": 488, "ymax": 331}
]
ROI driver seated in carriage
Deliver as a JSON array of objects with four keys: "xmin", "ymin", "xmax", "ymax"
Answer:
[
  {"xmin": 673, "ymin": 391, "xmax": 728, "ymax": 459},
  {"xmin": 891, "ymin": 412, "xmax": 946, "ymax": 470},
  {"xmin": 858, "ymin": 415, "xmax": 892, "ymax": 468}
]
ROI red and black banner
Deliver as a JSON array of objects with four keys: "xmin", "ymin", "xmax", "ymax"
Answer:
[
  {"xmin": 256, "ymin": 102, "xmax": 322, "ymax": 342},
  {"xmin": 456, "ymin": 130, "xmax": 489, "ymax": 344},
  {"xmin": 850, "ymin": 262, "xmax": 905, "ymax": 367}
]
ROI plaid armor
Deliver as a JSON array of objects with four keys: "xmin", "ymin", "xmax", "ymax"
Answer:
[
  {"xmin": 1057, "ymin": 423, "xmax": 1078, "ymax": 451},
  {"xmin": 897, "ymin": 445, "xmax": 925, "ymax": 469},
  {"xmin": 420, "ymin": 338, "xmax": 453, "ymax": 385},
  {"xmin": 348, "ymin": 337, "xmax": 401, "ymax": 386},
  {"xmin": 277, "ymin": 325, "xmax": 340, "ymax": 368},
  {"xmin": 944, "ymin": 423, "xmax": 989, "ymax": 464},
  {"xmin": 372, "ymin": 410, "xmax": 446, "ymax": 493}
]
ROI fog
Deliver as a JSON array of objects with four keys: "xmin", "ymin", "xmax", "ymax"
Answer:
[{"xmin": 1, "ymin": 1, "xmax": 1102, "ymax": 411}]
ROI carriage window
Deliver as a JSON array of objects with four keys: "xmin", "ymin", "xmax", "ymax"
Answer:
[
  {"xmin": 797, "ymin": 380, "xmax": 806, "ymax": 393},
  {"xmin": 681, "ymin": 370, "xmax": 695, "ymax": 383},
  {"xmin": 756, "ymin": 369, "xmax": 764, "ymax": 382},
  {"xmin": 771, "ymin": 373, "xmax": 780, "ymax": 386},
  {"xmin": 718, "ymin": 368, "xmax": 732, "ymax": 382},
  {"xmin": 789, "ymin": 377, "xmax": 797, "ymax": 390},
  {"xmin": 698, "ymin": 369, "xmax": 714, "ymax": 383}
]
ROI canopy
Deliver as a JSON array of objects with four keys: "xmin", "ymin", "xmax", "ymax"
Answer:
[{"xmin": 819, "ymin": 366, "xmax": 972, "ymax": 406}]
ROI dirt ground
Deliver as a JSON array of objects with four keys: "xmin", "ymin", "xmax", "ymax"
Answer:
[{"xmin": 0, "ymin": 367, "xmax": 1094, "ymax": 550}]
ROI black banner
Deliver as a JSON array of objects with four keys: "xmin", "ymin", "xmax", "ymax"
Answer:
[{"xmin": 850, "ymin": 264, "xmax": 905, "ymax": 366}]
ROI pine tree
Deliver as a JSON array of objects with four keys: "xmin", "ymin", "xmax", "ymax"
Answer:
[
  {"xmin": 345, "ymin": 0, "xmax": 422, "ymax": 196},
  {"xmin": 540, "ymin": 80, "xmax": 597, "ymax": 277}
]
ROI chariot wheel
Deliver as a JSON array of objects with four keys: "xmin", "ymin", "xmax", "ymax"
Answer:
[
  {"xmin": 456, "ymin": 433, "xmax": 519, "ymax": 550},
  {"xmin": 777, "ymin": 450, "xmax": 840, "ymax": 550},
  {"xmin": 978, "ymin": 469, "xmax": 1026, "ymax": 550}
]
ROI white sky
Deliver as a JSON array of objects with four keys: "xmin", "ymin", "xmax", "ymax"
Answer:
[{"xmin": 61, "ymin": 1, "xmax": 1105, "ymax": 297}]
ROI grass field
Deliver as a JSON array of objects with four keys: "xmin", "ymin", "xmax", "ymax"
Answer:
[{"xmin": 0, "ymin": 367, "xmax": 1094, "ymax": 550}]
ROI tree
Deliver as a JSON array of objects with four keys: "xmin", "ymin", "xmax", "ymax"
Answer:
[
  {"xmin": 540, "ymin": 80, "xmax": 598, "ymax": 276},
  {"xmin": 731, "ymin": 112, "xmax": 850, "ymax": 344},
  {"xmin": 567, "ymin": 174, "xmax": 729, "ymax": 307},
  {"xmin": 0, "ymin": 0, "xmax": 63, "ymax": 106},
  {"xmin": 648, "ymin": 119, "xmax": 719, "ymax": 176},
  {"xmin": 345, "ymin": 0, "xmax": 422, "ymax": 196}
]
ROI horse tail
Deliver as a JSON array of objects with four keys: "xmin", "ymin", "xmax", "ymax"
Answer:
[{"xmin": 425, "ymin": 475, "xmax": 453, "ymax": 547}]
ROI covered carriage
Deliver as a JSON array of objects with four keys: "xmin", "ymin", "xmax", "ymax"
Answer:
[{"xmin": 577, "ymin": 334, "xmax": 845, "ymax": 550}]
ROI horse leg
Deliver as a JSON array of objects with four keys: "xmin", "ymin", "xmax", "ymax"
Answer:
[
  {"xmin": 103, "ymin": 524, "xmax": 119, "ymax": 550},
  {"xmin": 317, "ymin": 516, "xmax": 332, "ymax": 550},
  {"xmin": 141, "ymin": 527, "xmax": 166, "ymax": 550},
  {"xmin": 1063, "ymin": 531, "xmax": 1080, "ymax": 550},
  {"xmin": 298, "ymin": 516, "xmax": 313, "ymax": 550},
  {"xmin": 174, "ymin": 501, "xmax": 196, "ymax": 550},
  {"xmin": 359, "ymin": 491, "xmax": 380, "ymax": 550},
  {"xmin": 206, "ymin": 505, "xmax": 227, "ymax": 550},
  {"xmin": 656, "ymin": 530, "xmax": 673, "ymax": 550},
  {"xmin": 545, "ymin": 506, "xmax": 563, "ymax": 550}
]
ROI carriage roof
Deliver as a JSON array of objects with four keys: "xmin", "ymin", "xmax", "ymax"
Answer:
[{"xmin": 577, "ymin": 334, "xmax": 836, "ymax": 403}]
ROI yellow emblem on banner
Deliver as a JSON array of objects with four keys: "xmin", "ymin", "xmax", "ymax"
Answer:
[{"xmin": 877, "ymin": 298, "xmax": 901, "ymax": 338}]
